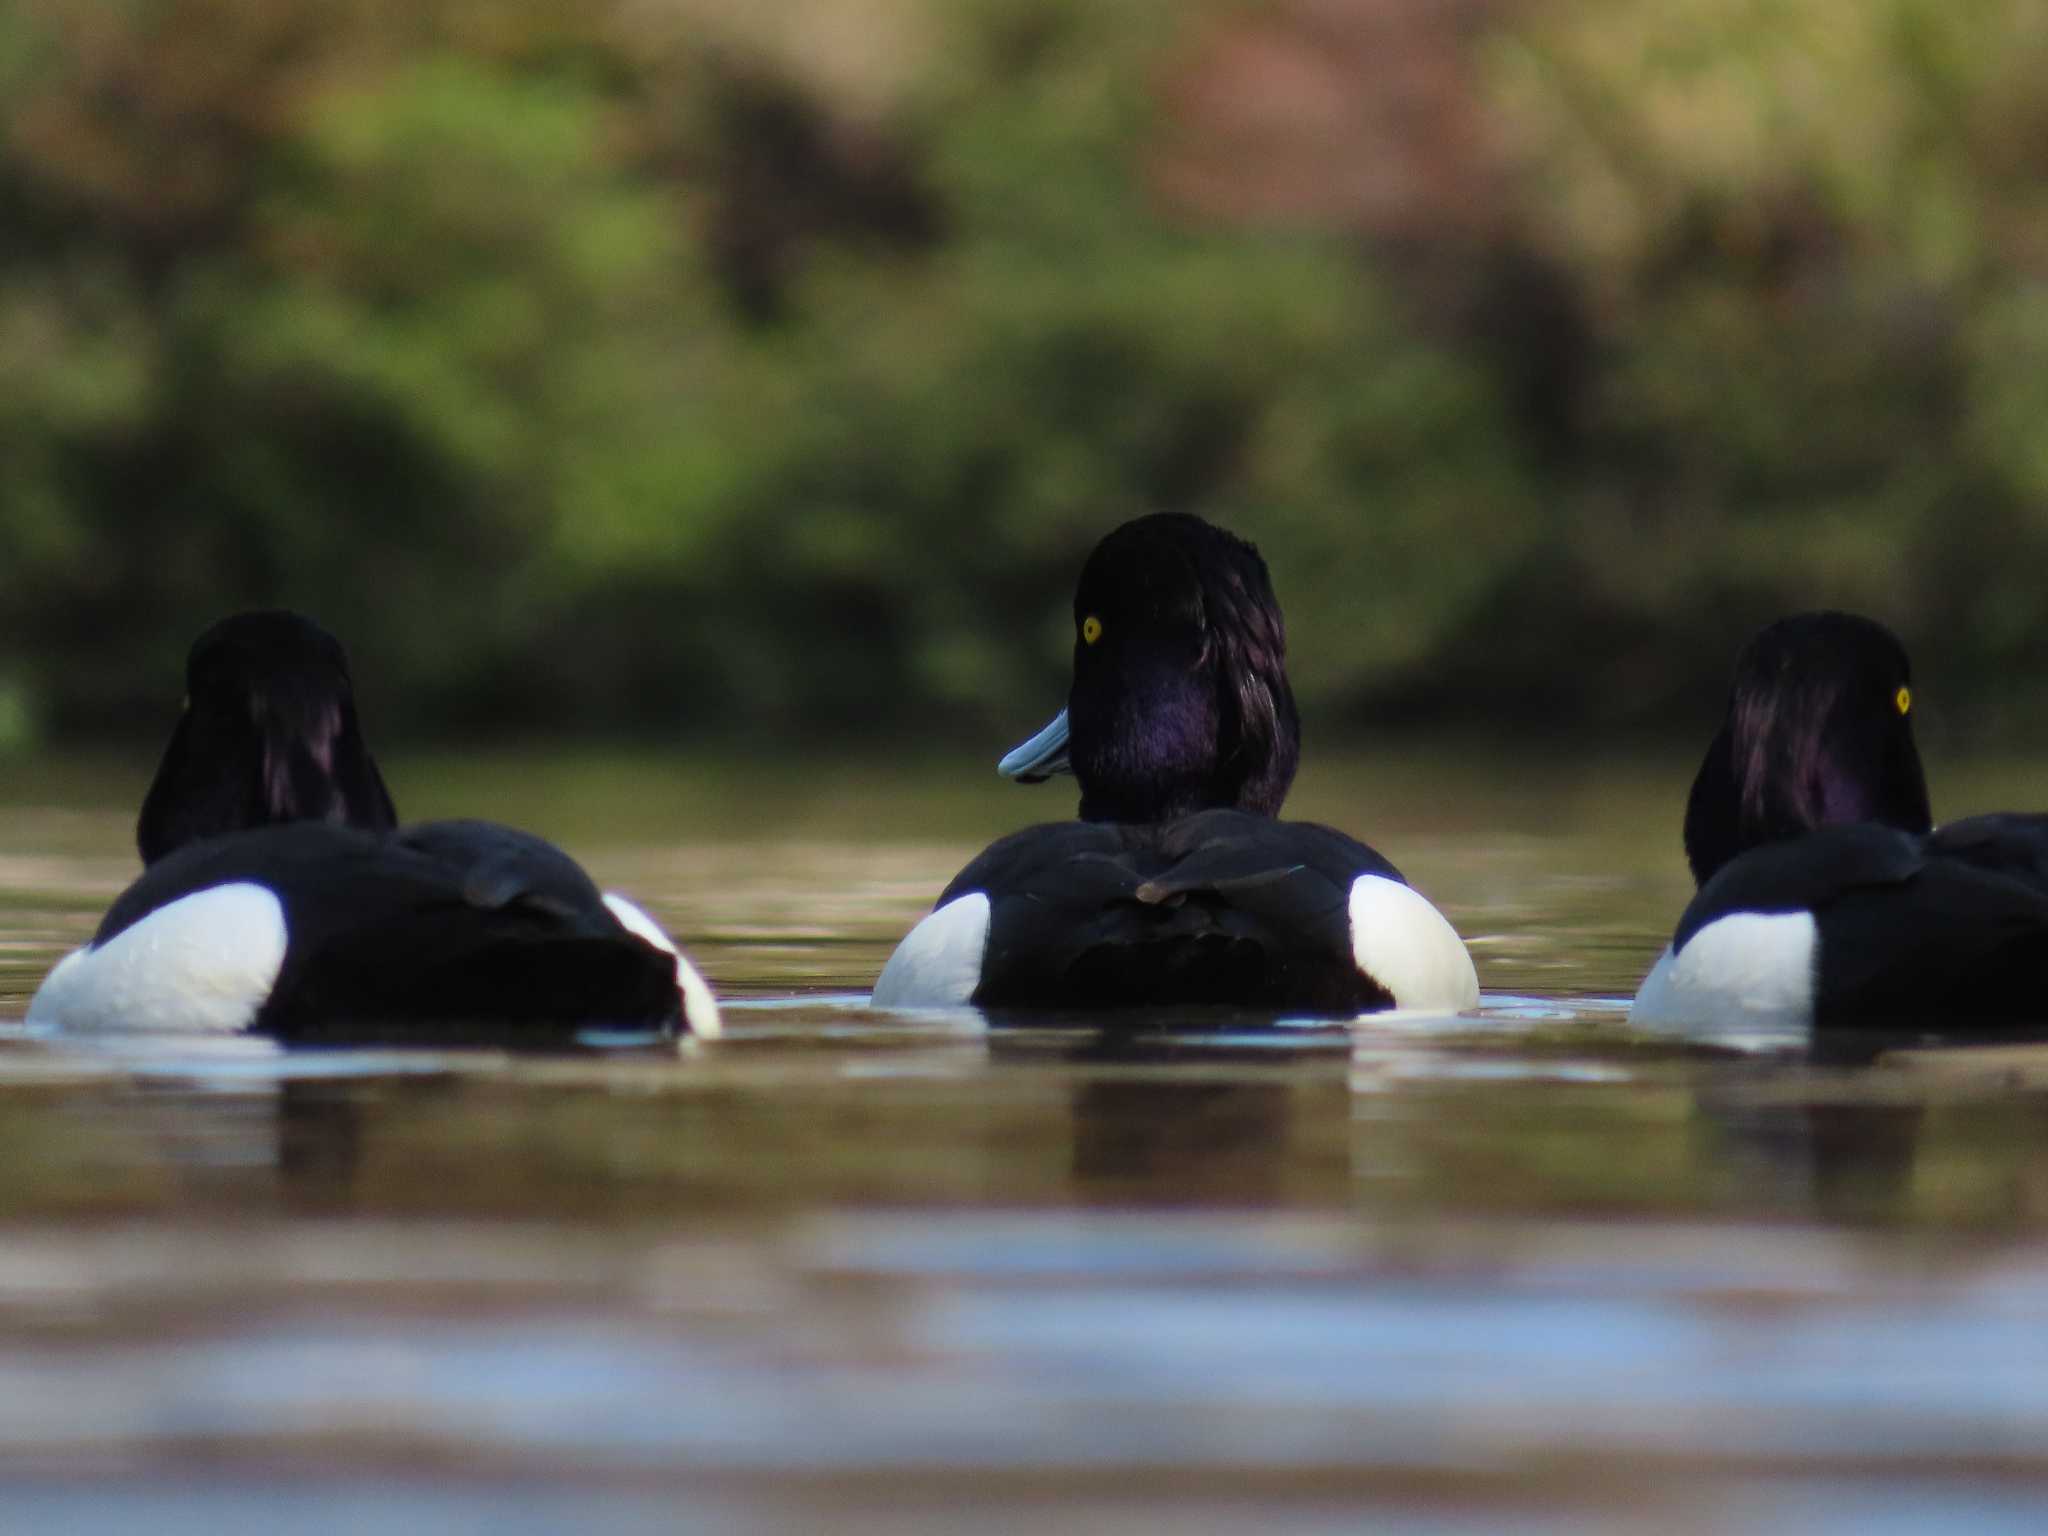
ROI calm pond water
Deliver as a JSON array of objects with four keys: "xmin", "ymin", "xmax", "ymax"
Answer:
[{"xmin": 4, "ymin": 747, "xmax": 2048, "ymax": 1531}]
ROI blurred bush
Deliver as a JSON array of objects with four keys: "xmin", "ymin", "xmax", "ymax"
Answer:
[
  {"xmin": 1, "ymin": 0, "xmax": 2045, "ymax": 747},
  {"xmin": 1482, "ymin": 0, "xmax": 2048, "ymax": 738}
]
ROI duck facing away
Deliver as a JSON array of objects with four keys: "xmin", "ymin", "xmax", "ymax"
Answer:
[
  {"xmin": 1632, "ymin": 611, "xmax": 2048, "ymax": 1038},
  {"xmin": 134, "ymin": 609, "xmax": 399, "ymax": 865},
  {"xmin": 29, "ymin": 612, "xmax": 718, "ymax": 1042},
  {"xmin": 873, "ymin": 513, "xmax": 1479, "ymax": 1016}
]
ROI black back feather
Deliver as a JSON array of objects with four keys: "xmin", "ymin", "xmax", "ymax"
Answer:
[{"xmin": 941, "ymin": 809, "xmax": 1400, "ymax": 1015}]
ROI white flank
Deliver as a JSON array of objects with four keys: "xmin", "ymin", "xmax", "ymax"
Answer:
[
  {"xmin": 26, "ymin": 882, "xmax": 287, "ymax": 1034},
  {"xmin": 1630, "ymin": 911, "xmax": 1818, "ymax": 1040},
  {"xmin": 1348, "ymin": 874, "xmax": 1481, "ymax": 1014},
  {"xmin": 603, "ymin": 892, "xmax": 722, "ymax": 1041},
  {"xmin": 872, "ymin": 892, "xmax": 992, "ymax": 1008}
]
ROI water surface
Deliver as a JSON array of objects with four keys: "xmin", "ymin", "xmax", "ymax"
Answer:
[{"xmin": 4, "ymin": 749, "xmax": 2048, "ymax": 1529}]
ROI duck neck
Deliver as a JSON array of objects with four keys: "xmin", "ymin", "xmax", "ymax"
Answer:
[
  {"xmin": 137, "ymin": 696, "xmax": 398, "ymax": 863},
  {"xmin": 1070, "ymin": 658, "xmax": 1299, "ymax": 824}
]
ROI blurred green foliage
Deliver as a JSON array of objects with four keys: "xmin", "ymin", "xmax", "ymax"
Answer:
[{"xmin": 2, "ymin": 0, "xmax": 2046, "ymax": 748}]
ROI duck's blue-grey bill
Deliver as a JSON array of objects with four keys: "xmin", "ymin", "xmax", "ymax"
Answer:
[{"xmin": 998, "ymin": 708, "xmax": 1072, "ymax": 782}]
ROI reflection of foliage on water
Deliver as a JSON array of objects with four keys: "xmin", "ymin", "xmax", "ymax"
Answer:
[{"xmin": 4, "ymin": 0, "xmax": 2048, "ymax": 746}]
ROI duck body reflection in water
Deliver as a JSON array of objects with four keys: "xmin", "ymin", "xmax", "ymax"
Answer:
[
  {"xmin": 1636, "ymin": 612, "xmax": 2048, "ymax": 1042},
  {"xmin": 875, "ymin": 514, "xmax": 1478, "ymax": 1018}
]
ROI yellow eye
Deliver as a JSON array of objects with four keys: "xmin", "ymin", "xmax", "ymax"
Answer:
[
  {"xmin": 1081, "ymin": 615, "xmax": 1103, "ymax": 646},
  {"xmin": 1895, "ymin": 685, "xmax": 1912, "ymax": 716}
]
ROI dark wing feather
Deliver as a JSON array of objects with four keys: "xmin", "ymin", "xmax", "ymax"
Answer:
[
  {"xmin": 1812, "ymin": 817, "xmax": 2048, "ymax": 1031},
  {"xmin": 946, "ymin": 808, "xmax": 1403, "ymax": 1015},
  {"xmin": 397, "ymin": 819, "xmax": 605, "ymax": 920},
  {"xmin": 1926, "ymin": 813, "xmax": 2048, "ymax": 882},
  {"xmin": 1811, "ymin": 855, "xmax": 2048, "ymax": 1030}
]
